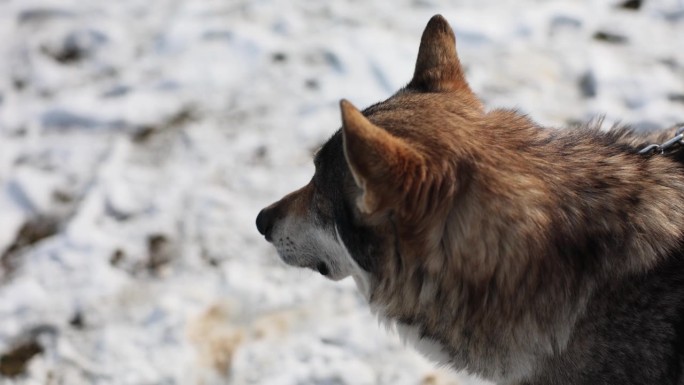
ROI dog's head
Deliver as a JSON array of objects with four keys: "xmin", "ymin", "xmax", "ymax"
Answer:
[{"xmin": 256, "ymin": 15, "xmax": 483, "ymax": 283}]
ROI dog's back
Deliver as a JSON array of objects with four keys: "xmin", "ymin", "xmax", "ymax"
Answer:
[
  {"xmin": 555, "ymin": 129, "xmax": 684, "ymax": 384},
  {"xmin": 527, "ymin": 247, "xmax": 684, "ymax": 384}
]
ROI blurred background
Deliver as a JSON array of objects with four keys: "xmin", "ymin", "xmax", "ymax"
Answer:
[{"xmin": 0, "ymin": 0, "xmax": 682, "ymax": 384}]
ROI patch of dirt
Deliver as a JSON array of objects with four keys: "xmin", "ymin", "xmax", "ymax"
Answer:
[
  {"xmin": 188, "ymin": 303, "xmax": 246, "ymax": 376},
  {"xmin": 188, "ymin": 302, "xmax": 302, "ymax": 377},
  {"xmin": 619, "ymin": 0, "xmax": 642, "ymax": 10},
  {"xmin": 0, "ymin": 339, "xmax": 43, "ymax": 378},
  {"xmin": 146, "ymin": 234, "xmax": 174, "ymax": 276},
  {"xmin": 1, "ymin": 216, "xmax": 60, "ymax": 281},
  {"xmin": 110, "ymin": 249, "xmax": 125, "ymax": 267},
  {"xmin": 131, "ymin": 106, "xmax": 198, "ymax": 143},
  {"xmin": 109, "ymin": 235, "xmax": 177, "ymax": 277},
  {"xmin": 593, "ymin": 31, "xmax": 627, "ymax": 44}
]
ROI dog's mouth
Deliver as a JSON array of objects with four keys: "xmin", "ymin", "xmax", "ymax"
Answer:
[
  {"xmin": 277, "ymin": 250, "xmax": 331, "ymax": 277},
  {"xmin": 315, "ymin": 261, "xmax": 330, "ymax": 276}
]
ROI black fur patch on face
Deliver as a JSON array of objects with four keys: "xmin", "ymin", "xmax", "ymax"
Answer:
[{"xmin": 313, "ymin": 131, "xmax": 381, "ymax": 274}]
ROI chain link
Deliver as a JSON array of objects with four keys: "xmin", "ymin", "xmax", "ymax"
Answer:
[{"xmin": 638, "ymin": 124, "xmax": 684, "ymax": 155}]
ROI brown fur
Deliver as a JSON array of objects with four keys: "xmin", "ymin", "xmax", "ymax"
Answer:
[
  {"xmin": 350, "ymin": 95, "xmax": 684, "ymax": 378},
  {"xmin": 340, "ymin": 17, "xmax": 684, "ymax": 381}
]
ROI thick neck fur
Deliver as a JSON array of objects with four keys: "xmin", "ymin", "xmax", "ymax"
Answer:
[{"xmin": 362, "ymin": 110, "xmax": 684, "ymax": 382}]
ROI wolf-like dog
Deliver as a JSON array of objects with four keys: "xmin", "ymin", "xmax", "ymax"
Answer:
[{"xmin": 256, "ymin": 15, "xmax": 684, "ymax": 385}]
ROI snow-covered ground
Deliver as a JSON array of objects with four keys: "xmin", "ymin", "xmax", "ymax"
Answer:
[{"xmin": 0, "ymin": 0, "xmax": 682, "ymax": 384}]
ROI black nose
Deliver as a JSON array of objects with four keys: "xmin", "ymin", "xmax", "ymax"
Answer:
[{"xmin": 256, "ymin": 208, "xmax": 275, "ymax": 241}]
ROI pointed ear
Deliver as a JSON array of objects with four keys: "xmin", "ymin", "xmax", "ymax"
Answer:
[
  {"xmin": 407, "ymin": 15, "xmax": 473, "ymax": 94},
  {"xmin": 340, "ymin": 100, "xmax": 423, "ymax": 215}
]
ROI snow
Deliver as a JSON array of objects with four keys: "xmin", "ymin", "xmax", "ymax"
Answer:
[{"xmin": 0, "ymin": 0, "xmax": 682, "ymax": 384}]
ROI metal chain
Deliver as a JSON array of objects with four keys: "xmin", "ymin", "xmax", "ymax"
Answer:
[{"xmin": 638, "ymin": 123, "xmax": 684, "ymax": 155}]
